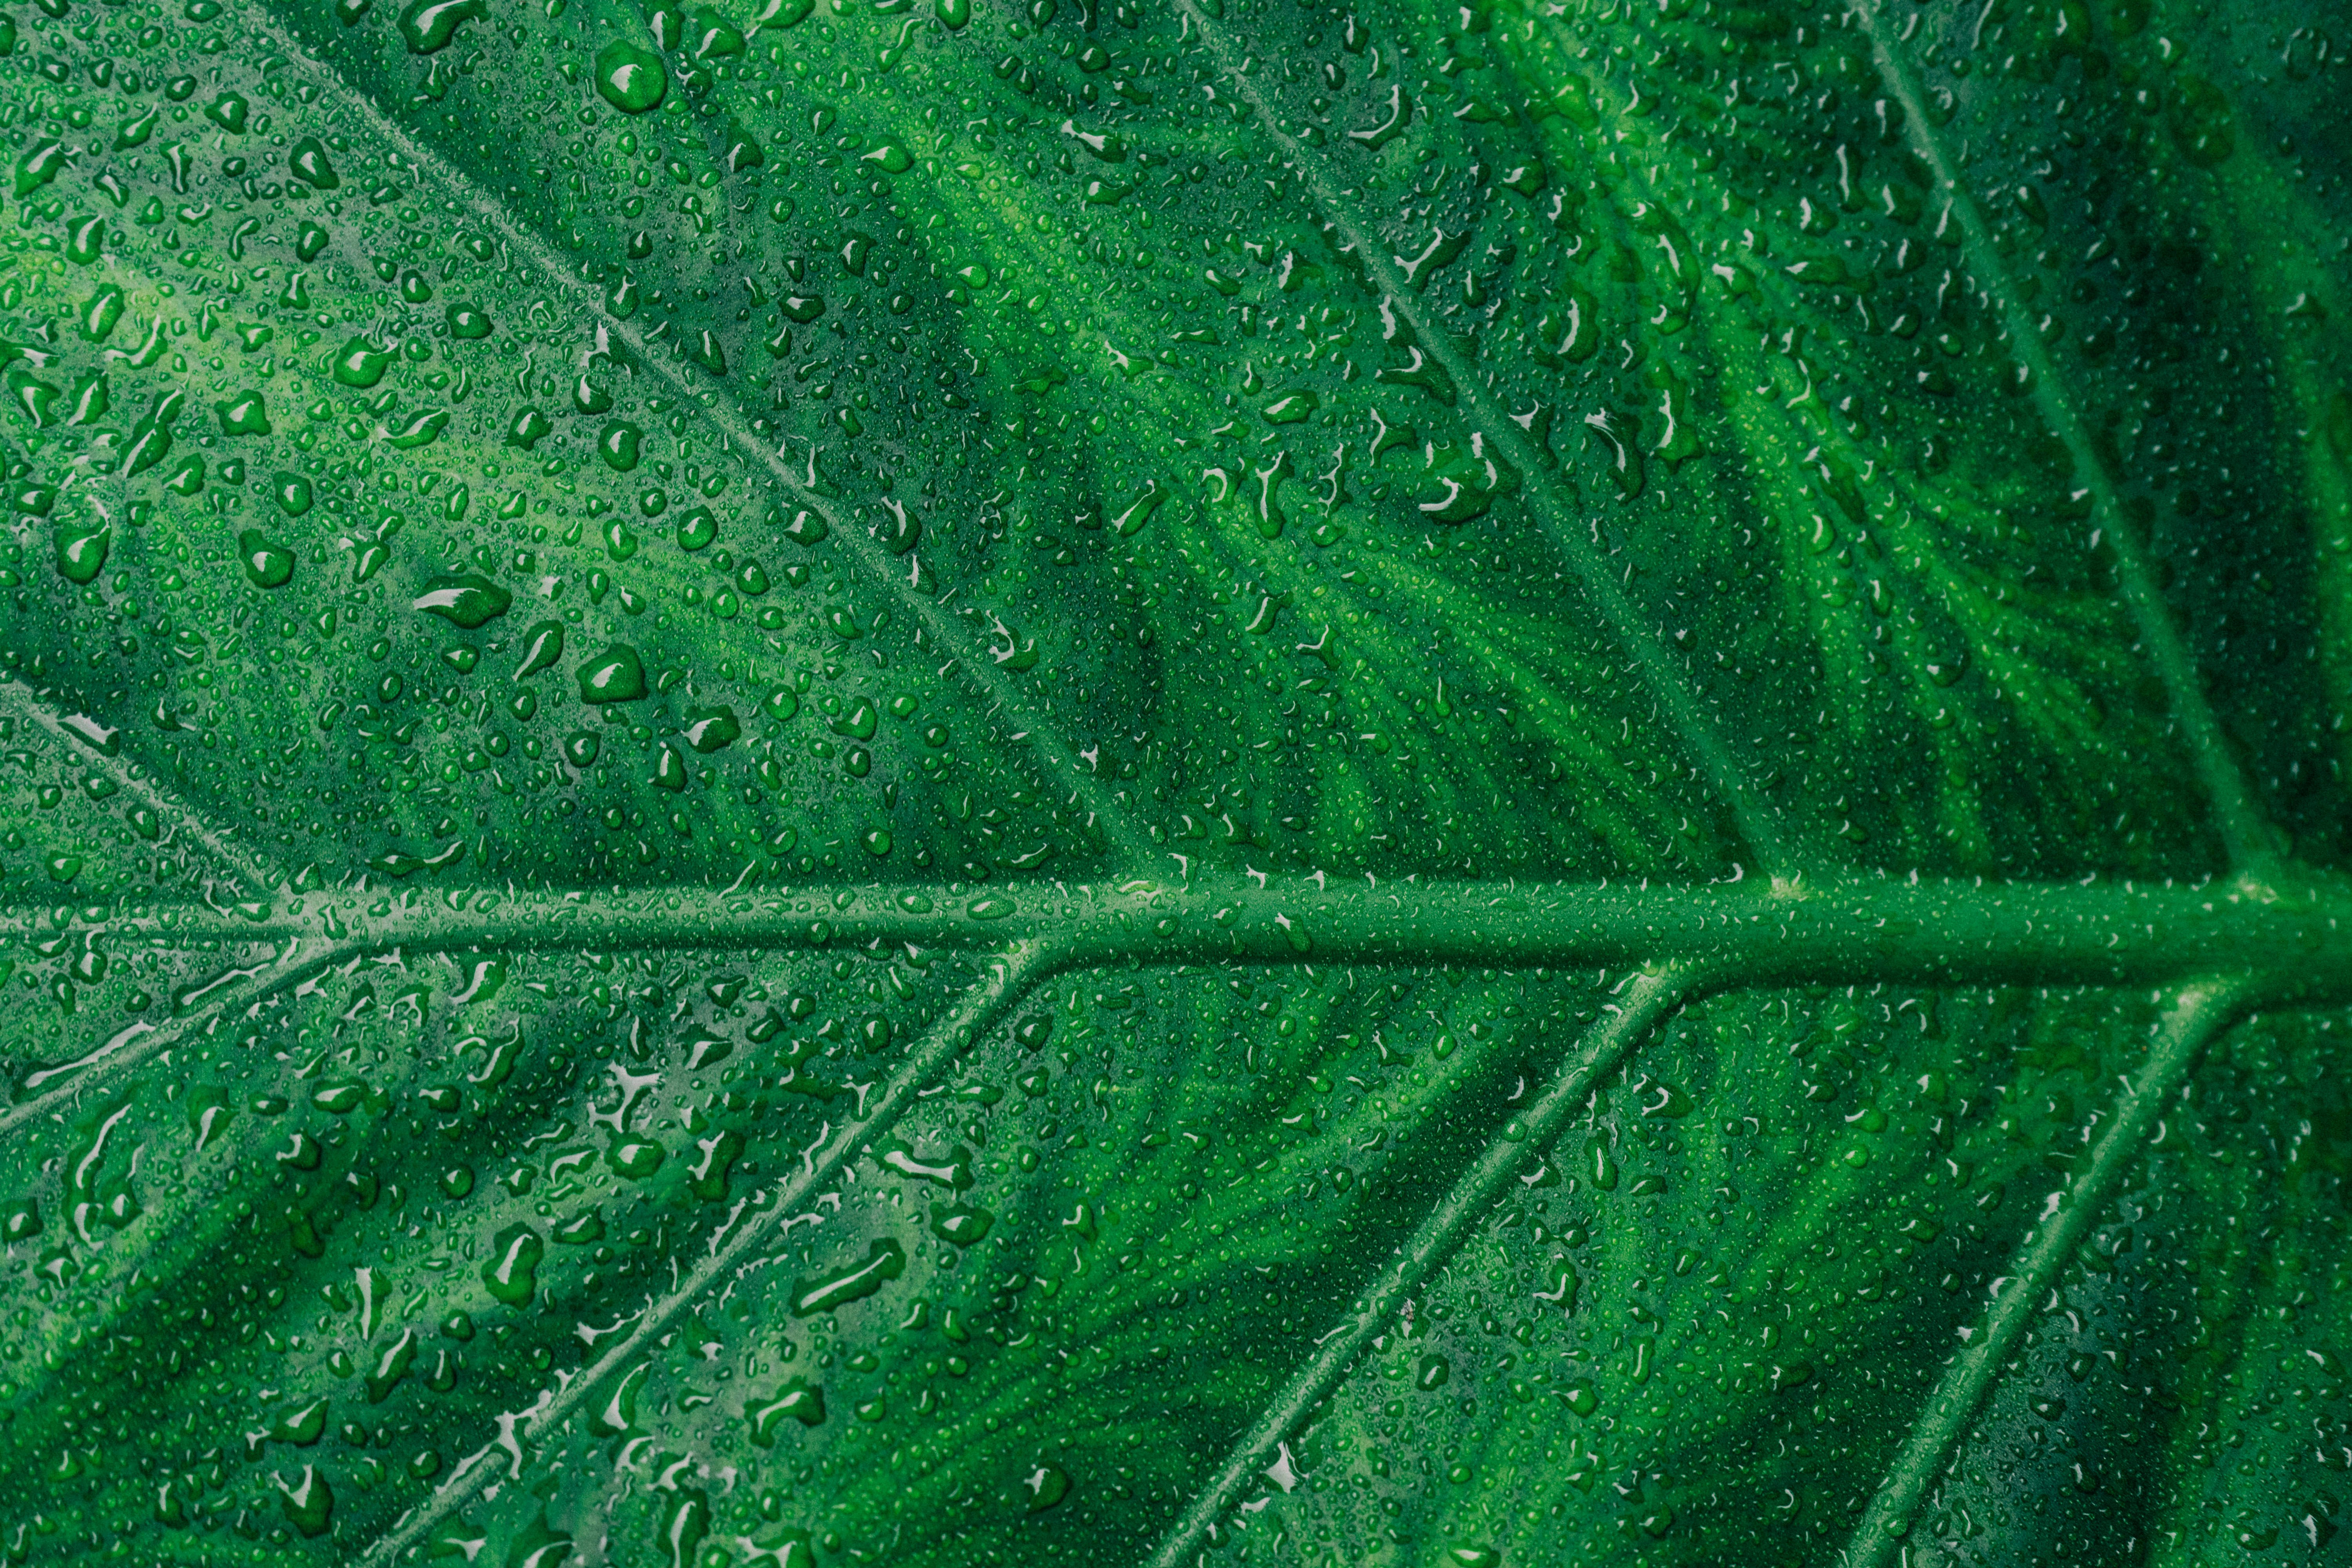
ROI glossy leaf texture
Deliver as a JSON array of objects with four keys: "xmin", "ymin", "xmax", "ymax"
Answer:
[{"xmin": 0, "ymin": 0, "xmax": 2347, "ymax": 1561}]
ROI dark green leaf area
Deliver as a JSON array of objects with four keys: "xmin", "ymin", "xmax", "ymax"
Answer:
[
  {"xmin": 0, "ymin": 943, "xmax": 982, "ymax": 1550},
  {"xmin": 1252, "ymin": 990, "xmax": 2329, "ymax": 1568},
  {"xmin": 123, "ymin": 0, "xmax": 2335, "ymax": 880}
]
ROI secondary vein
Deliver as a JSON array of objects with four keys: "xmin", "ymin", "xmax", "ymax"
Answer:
[
  {"xmin": 356, "ymin": 936, "xmax": 1062, "ymax": 1568},
  {"xmin": 0, "ymin": 680, "xmax": 276, "ymax": 896},
  {"xmin": 1837, "ymin": 976, "xmax": 2256, "ymax": 1568},
  {"xmin": 1138, "ymin": 963, "xmax": 1701, "ymax": 1568},
  {"xmin": 257, "ymin": 15, "xmax": 1158, "ymax": 867},
  {"xmin": 1849, "ymin": 0, "xmax": 2279, "ymax": 881},
  {"xmin": 1179, "ymin": 0, "xmax": 1801, "ymax": 884}
]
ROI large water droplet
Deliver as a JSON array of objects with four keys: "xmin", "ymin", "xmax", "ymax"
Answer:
[
  {"xmin": 595, "ymin": 41, "xmax": 668, "ymax": 113},
  {"xmin": 482, "ymin": 1223, "xmax": 543, "ymax": 1305},
  {"xmin": 577, "ymin": 644, "xmax": 648, "ymax": 704},
  {"xmin": 239, "ymin": 531, "xmax": 295, "ymax": 589},
  {"xmin": 398, "ymin": 0, "xmax": 485, "ymax": 54},
  {"xmin": 414, "ymin": 573, "xmax": 514, "ymax": 628}
]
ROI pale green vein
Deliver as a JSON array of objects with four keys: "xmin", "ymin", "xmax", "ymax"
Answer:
[
  {"xmin": 1177, "ymin": 0, "xmax": 1798, "ymax": 883},
  {"xmin": 1849, "ymin": 0, "xmax": 2276, "ymax": 880},
  {"xmin": 12, "ymin": 872, "xmax": 2352, "ymax": 982},
  {"xmin": 1139, "ymin": 964, "xmax": 1703, "ymax": 1568},
  {"xmin": 0, "ymin": 936, "xmax": 310, "ymax": 1139},
  {"xmin": 1838, "ymin": 976, "xmax": 2256, "ymax": 1568},
  {"xmin": 13, "ymin": 873, "xmax": 2345, "ymax": 1156},
  {"xmin": 0, "ymin": 680, "xmax": 274, "ymax": 895},
  {"xmin": 251, "ymin": 20, "xmax": 1154, "ymax": 866},
  {"xmin": 357, "ymin": 936, "xmax": 1061, "ymax": 1568}
]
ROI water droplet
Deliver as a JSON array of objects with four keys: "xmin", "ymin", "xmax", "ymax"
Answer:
[
  {"xmin": 276, "ymin": 1464, "xmax": 334, "ymax": 1538},
  {"xmin": 516, "ymin": 620, "xmax": 565, "ymax": 678},
  {"xmin": 595, "ymin": 40, "xmax": 668, "ymax": 113},
  {"xmin": 1022, "ymin": 1463, "xmax": 1071, "ymax": 1512},
  {"xmin": 657, "ymin": 1489, "xmax": 709, "ymax": 1568},
  {"xmin": 482, "ymin": 1222, "xmax": 543, "ymax": 1305},
  {"xmin": 331, "ymin": 338, "xmax": 391, "ymax": 388},
  {"xmin": 238, "ymin": 531, "xmax": 295, "ymax": 589},
  {"xmin": 749, "ymin": 1379, "xmax": 827, "ymax": 1443},
  {"xmin": 271, "ymin": 1396, "xmax": 330, "ymax": 1446},
  {"xmin": 55, "ymin": 524, "xmax": 109, "ymax": 584},
  {"xmin": 606, "ymin": 1137, "xmax": 666, "ymax": 1178},
  {"xmin": 681, "ymin": 706, "xmax": 740, "ymax": 752},
  {"xmin": 398, "ymin": 0, "xmax": 486, "ymax": 54},
  {"xmin": 599, "ymin": 420, "xmax": 643, "ymax": 471},
  {"xmin": 413, "ymin": 573, "xmax": 512, "ymax": 628},
  {"xmin": 591, "ymin": 1361, "xmax": 650, "ymax": 1436},
  {"xmin": 929, "ymin": 1203, "xmax": 994, "ymax": 1245},
  {"xmin": 577, "ymin": 644, "xmax": 648, "ymax": 704},
  {"xmin": 289, "ymin": 135, "xmax": 339, "ymax": 189},
  {"xmin": 789, "ymin": 1237, "xmax": 906, "ymax": 1316}
]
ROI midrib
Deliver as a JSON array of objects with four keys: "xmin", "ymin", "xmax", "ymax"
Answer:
[
  {"xmin": 8, "ymin": 873, "xmax": 2344, "ymax": 978},
  {"xmin": 4, "ymin": 871, "xmax": 2342, "ymax": 1100}
]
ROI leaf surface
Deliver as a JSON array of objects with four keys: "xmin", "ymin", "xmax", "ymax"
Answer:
[{"xmin": 0, "ymin": 0, "xmax": 2347, "ymax": 1562}]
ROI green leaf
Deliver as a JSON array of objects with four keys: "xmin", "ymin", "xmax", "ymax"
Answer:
[{"xmin": 0, "ymin": 0, "xmax": 2346, "ymax": 1564}]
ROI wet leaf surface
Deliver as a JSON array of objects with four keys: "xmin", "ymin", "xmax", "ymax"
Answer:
[{"xmin": 0, "ymin": 0, "xmax": 2347, "ymax": 1563}]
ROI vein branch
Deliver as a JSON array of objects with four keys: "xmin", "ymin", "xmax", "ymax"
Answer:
[
  {"xmin": 262, "ymin": 24, "xmax": 1154, "ymax": 866},
  {"xmin": 0, "ymin": 680, "xmax": 275, "ymax": 895},
  {"xmin": 1178, "ymin": 2, "xmax": 1796, "ymax": 881},
  {"xmin": 1139, "ymin": 964, "xmax": 1704, "ymax": 1568},
  {"xmin": 0, "ymin": 938, "xmax": 314, "ymax": 1139},
  {"xmin": 1849, "ymin": 0, "xmax": 2277, "ymax": 878},
  {"xmin": 1837, "ymin": 976, "xmax": 2256, "ymax": 1568},
  {"xmin": 358, "ymin": 936, "xmax": 1065, "ymax": 1568}
]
